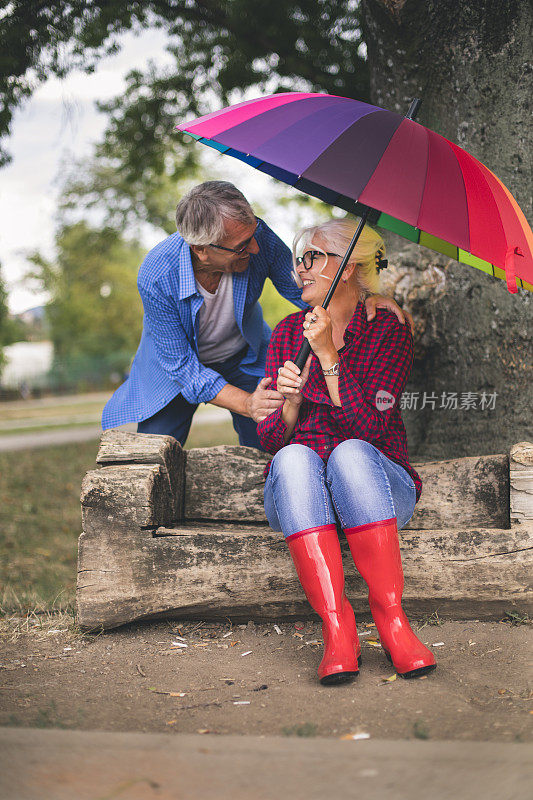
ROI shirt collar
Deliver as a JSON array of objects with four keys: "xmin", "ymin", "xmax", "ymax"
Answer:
[
  {"xmin": 344, "ymin": 299, "xmax": 366, "ymax": 339},
  {"xmin": 177, "ymin": 222, "xmax": 261, "ymax": 301},
  {"xmin": 177, "ymin": 242, "xmax": 198, "ymax": 300}
]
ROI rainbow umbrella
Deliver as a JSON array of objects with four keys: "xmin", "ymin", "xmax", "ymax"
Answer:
[{"xmin": 176, "ymin": 92, "xmax": 532, "ymax": 297}]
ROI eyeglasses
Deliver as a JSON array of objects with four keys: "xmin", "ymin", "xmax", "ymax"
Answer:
[
  {"xmin": 209, "ymin": 223, "xmax": 258, "ymax": 255},
  {"xmin": 295, "ymin": 249, "xmax": 341, "ymax": 270}
]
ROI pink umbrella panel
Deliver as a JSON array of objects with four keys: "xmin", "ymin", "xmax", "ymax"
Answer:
[{"xmin": 176, "ymin": 92, "xmax": 533, "ymax": 294}]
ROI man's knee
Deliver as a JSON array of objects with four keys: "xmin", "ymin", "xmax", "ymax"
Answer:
[{"xmin": 137, "ymin": 393, "xmax": 196, "ymax": 443}]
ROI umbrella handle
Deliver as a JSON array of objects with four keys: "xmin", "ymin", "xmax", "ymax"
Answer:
[{"xmin": 294, "ymin": 338, "xmax": 312, "ymax": 372}]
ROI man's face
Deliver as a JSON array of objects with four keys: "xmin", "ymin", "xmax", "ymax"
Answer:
[{"xmin": 191, "ymin": 218, "xmax": 260, "ymax": 273}]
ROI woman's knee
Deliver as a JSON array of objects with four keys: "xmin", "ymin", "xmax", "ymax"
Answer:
[
  {"xmin": 331, "ymin": 438, "xmax": 375, "ymax": 460},
  {"xmin": 327, "ymin": 439, "xmax": 379, "ymax": 481},
  {"xmin": 265, "ymin": 445, "xmax": 333, "ymax": 534},
  {"xmin": 270, "ymin": 443, "xmax": 322, "ymax": 481}
]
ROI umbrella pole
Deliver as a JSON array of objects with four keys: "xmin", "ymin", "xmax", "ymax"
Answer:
[{"xmin": 293, "ymin": 97, "xmax": 422, "ymax": 371}]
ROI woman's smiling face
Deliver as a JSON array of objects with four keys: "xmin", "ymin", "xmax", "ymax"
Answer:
[{"xmin": 296, "ymin": 234, "xmax": 342, "ymax": 305}]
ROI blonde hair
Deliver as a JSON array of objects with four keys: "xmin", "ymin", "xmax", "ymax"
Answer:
[{"xmin": 292, "ymin": 217, "xmax": 384, "ymax": 295}]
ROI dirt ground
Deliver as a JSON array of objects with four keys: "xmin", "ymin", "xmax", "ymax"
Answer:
[{"xmin": 0, "ymin": 618, "xmax": 531, "ymax": 742}]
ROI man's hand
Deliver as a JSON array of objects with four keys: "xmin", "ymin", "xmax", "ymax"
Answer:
[
  {"xmin": 246, "ymin": 376, "xmax": 285, "ymax": 422},
  {"xmin": 365, "ymin": 294, "xmax": 415, "ymax": 336}
]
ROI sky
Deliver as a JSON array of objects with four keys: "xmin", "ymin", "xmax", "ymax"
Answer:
[
  {"xmin": 1, "ymin": 26, "xmax": 325, "ymax": 315},
  {"xmin": 1, "ymin": 28, "xmax": 175, "ymax": 313}
]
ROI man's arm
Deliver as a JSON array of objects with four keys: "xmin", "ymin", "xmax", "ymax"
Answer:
[
  {"xmin": 140, "ymin": 278, "xmax": 283, "ymax": 421},
  {"xmin": 256, "ymin": 316, "xmax": 299, "ymax": 454},
  {"xmin": 365, "ymin": 294, "xmax": 415, "ymax": 334},
  {"xmin": 139, "ymin": 278, "xmax": 227, "ymax": 404},
  {"xmin": 211, "ymin": 377, "xmax": 284, "ymax": 422}
]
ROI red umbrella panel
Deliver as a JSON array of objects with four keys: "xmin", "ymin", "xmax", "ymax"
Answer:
[{"xmin": 176, "ymin": 92, "xmax": 533, "ymax": 294}]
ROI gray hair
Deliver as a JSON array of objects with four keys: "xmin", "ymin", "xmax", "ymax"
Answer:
[
  {"xmin": 175, "ymin": 181, "xmax": 255, "ymax": 245},
  {"xmin": 292, "ymin": 217, "xmax": 384, "ymax": 295}
]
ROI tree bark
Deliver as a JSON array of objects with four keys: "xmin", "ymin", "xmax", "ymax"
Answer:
[{"xmin": 360, "ymin": 0, "xmax": 533, "ymax": 459}]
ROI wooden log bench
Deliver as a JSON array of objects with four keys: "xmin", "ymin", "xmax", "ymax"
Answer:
[{"xmin": 77, "ymin": 433, "xmax": 533, "ymax": 630}]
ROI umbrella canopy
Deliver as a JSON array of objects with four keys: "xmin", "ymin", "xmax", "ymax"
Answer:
[{"xmin": 176, "ymin": 92, "xmax": 532, "ymax": 294}]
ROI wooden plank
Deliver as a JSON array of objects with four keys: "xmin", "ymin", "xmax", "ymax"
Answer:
[
  {"xmin": 96, "ymin": 430, "xmax": 186, "ymax": 520},
  {"xmin": 185, "ymin": 446, "xmax": 269, "ymax": 522},
  {"xmin": 76, "ymin": 519, "xmax": 532, "ymax": 630},
  {"xmin": 80, "ymin": 464, "xmax": 174, "ymax": 528},
  {"xmin": 409, "ymin": 453, "xmax": 509, "ymax": 530},
  {"xmin": 510, "ymin": 441, "xmax": 533, "ymax": 525},
  {"xmin": 184, "ymin": 446, "xmax": 509, "ymax": 529}
]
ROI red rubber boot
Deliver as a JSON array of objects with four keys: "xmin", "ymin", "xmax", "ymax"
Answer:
[
  {"xmin": 286, "ymin": 524, "xmax": 361, "ymax": 685},
  {"xmin": 344, "ymin": 518, "xmax": 436, "ymax": 678}
]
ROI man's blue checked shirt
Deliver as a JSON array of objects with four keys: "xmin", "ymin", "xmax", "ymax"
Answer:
[{"xmin": 102, "ymin": 218, "xmax": 306, "ymax": 429}]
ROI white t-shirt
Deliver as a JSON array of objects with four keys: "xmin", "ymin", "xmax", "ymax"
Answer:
[{"xmin": 195, "ymin": 273, "xmax": 247, "ymax": 363}]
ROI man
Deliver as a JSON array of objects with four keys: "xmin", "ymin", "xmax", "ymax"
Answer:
[{"xmin": 102, "ymin": 181, "xmax": 411, "ymax": 448}]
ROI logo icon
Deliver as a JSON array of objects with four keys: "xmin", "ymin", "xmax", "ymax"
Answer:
[{"xmin": 375, "ymin": 390, "xmax": 395, "ymax": 411}]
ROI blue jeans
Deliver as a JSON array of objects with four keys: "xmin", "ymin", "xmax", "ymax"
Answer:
[
  {"xmin": 137, "ymin": 347, "xmax": 263, "ymax": 449},
  {"xmin": 264, "ymin": 440, "xmax": 417, "ymax": 538}
]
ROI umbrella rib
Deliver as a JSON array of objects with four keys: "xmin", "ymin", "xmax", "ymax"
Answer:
[
  {"xmin": 416, "ymin": 124, "xmax": 432, "ymax": 231},
  {"xmin": 450, "ymin": 142, "xmax": 513, "ymax": 284}
]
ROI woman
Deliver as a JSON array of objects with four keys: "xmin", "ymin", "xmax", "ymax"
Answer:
[{"xmin": 257, "ymin": 218, "xmax": 436, "ymax": 686}]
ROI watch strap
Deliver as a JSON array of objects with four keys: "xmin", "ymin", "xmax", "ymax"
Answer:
[{"xmin": 322, "ymin": 362, "xmax": 340, "ymax": 376}]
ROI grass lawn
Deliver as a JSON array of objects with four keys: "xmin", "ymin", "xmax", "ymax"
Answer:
[
  {"xmin": 0, "ymin": 400, "xmax": 106, "ymax": 422},
  {"xmin": 0, "ymin": 421, "xmax": 102, "ymax": 436},
  {"xmin": 0, "ymin": 420, "xmax": 238, "ymax": 615}
]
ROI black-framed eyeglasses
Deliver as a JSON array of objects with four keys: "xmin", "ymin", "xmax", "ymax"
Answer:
[
  {"xmin": 209, "ymin": 223, "xmax": 258, "ymax": 255},
  {"xmin": 295, "ymin": 250, "xmax": 341, "ymax": 270}
]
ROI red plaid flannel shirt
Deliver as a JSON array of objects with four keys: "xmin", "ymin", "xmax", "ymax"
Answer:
[{"xmin": 257, "ymin": 300, "xmax": 422, "ymax": 502}]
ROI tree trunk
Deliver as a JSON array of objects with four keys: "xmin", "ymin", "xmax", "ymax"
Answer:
[{"xmin": 360, "ymin": 0, "xmax": 532, "ymax": 459}]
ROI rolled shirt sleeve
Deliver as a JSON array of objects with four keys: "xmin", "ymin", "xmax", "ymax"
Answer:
[{"xmin": 139, "ymin": 279, "xmax": 227, "ymax": 405}]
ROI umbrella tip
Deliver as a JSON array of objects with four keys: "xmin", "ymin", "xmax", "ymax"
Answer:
[{"xmin": 406, "ymin": 98, "xmax": 422, "ymax": 121}]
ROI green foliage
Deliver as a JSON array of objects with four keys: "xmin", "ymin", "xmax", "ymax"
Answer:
[
  {"xmin": 0, "ymin": 439, "xmax": 99, "ymax": 612},
  {"xmin": 259, "ymin": 278, "xmax": 301, "ymax": 331},
  {"xmin": 3, "ymin": 1, "xmax": 369, "ymax": 369},
  {"xmin": 3, "ymin": 1, "xmax": 369, "ymax": 251},
  {"xmin": 0, "ymin": 1, "xmax": 369, "ymax": 168},
  {"xmin": 0, "ymin": 268, "xmax": 27, "ymax": 373},
  {"xmin": 59, "ymin": 149, "xmax": 201, "ymax": 237},
  {"xmin": 502, "ymin": 610, "xmax": 531, "ymax": 626},
  {"xmin": 27, "ymin": 222, "xmax": 145, "ymax": 367},
  {"xmin": 413, "ymin": 720, "xmax": 430, "ymax": 740},
  {"xmin": 0, "ymin": 271, "xmax": 8, "ymax": 373},
  {"xmin": 416, "ymin": 610, "xmax": 444, "ymax": 630},
  {"xmin": 59, "ymin": 61, "xmax": 206, "ymax": 234}
]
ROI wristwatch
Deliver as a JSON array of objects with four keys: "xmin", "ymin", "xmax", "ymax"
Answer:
[{"xmin": 322, "ymin": 362, "xmax": 340, "ymax": 376}]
